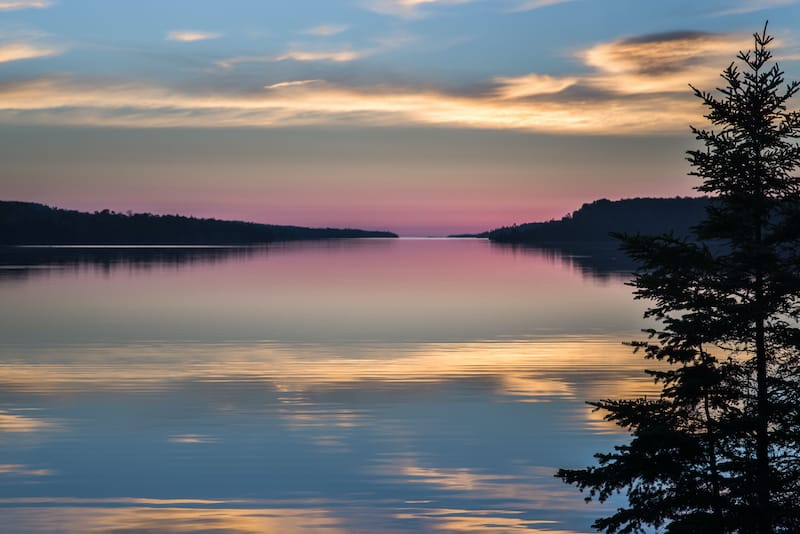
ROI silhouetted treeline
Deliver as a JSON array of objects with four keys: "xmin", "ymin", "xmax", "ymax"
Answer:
[
  {"xmin": 0, "ymin": 201, "xmax": 397, "ymax": 245},
  {"xmin": 484, "ymin": 197, "xmax": 709, "ymax": 244}
]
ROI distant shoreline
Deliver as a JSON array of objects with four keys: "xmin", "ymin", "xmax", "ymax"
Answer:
[
  {"xmin": 450, "ymin": 197, "xmax": 709, "ymax": 244},
  {"xmin": 0, "ymin": 201, "xmax": 398, "ymax": 245}
]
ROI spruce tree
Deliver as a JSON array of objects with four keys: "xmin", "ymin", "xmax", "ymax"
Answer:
[{"xmin": 557, "ymin": 24, "xmax": 800, "ymax": 533}]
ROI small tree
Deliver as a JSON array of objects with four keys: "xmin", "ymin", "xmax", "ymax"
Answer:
[{"xmin": 557, "ymin": 24, "xmax": 800, "ymax": 533}]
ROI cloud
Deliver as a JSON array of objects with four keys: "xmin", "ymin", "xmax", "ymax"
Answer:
[
  {"xmin": 714, "ymin": 0, "xmax": 800, "ymax": 16},
  {"xmin": 303, "ymin": 25, "xmax": 349, "ymax": 37},
  {"xmin": 217, "ymin": 32, "xmax": 410, "ymax": 70},
  {"xmin": 580, "ymin": 30, "xmax": 753, "ymax": 94},
  {"xmin": 265, "ymin": 80, "xmax": 323, "ymax": 89},
  {"xmin": 492, "ymin": 73, "xmax": 578, "ymax": 99},
  {"xmin": 0, "ymin": 75, "xmax": 702, "ymax": 134},
  {"xmin": 166, "ymin": 30, "xmax": 221, "ymax": 42},
  {"xmin": 214, "ymin": 55, "xmax": 270, "ymax": 70},
  {"xmin": 0, "ymin": 42, "xmax": 60, "ymax": 63},
  {"xmin": 216, "ymin": 49, "xmax": 364, "ymax": 69},
  {"xmin": 510, "ymin": 0, "xmax": 576, "ymax": 12},
  {"xmin": 0, "ymin": 0, "xmax": 51, "ymax": 10},
  {"xmin": 275, "ymin": 50, "xmax": 364, "ymax": 62},
  {"xmin": 0, "ymin": 30, "xmax": 758, "ymax": 135},
  {"xmin": 365, "ymin": 0, "xmax": 474, "ymax": 18}
]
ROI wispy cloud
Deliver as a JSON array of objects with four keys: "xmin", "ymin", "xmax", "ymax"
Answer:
[
  {"xmin": 580, "ymin": 31, "xmax": 752, "ymax": 93},
  {"xmin": 166, "ymin": 30, "xmax": 221, "ymax": 42},
  {"xmin": 275, "ymin": 49, "xmax": 364, "ymax": 62},
  {"xmin": 0, "ymin": 30, "xmax": 757, "ymax": 135},
  {"xmin": 0, "ymin": 75, "xmax": 699, "ymax": 134},
  {"xmin": 365, "ymin": 0, "xmax": 474, "ymax": 18},
  {"xmin": 510, "ymin": 0, "xmax": 576, "ymax": 13},
  {"xmin": 216, "ymin": 48, "xmax": 363, "ymax": 70},
  {"xmin": 303, "ymin": 25, "xmax": 349, "ymax": 37},
  {"xmin": 492, "ymin": 73, "xmax": 577, "ymax": 99},
  {"xmin": 714, "ymin": 0, "xmax": 800, "ymax": 16},
  {"xmin": 0, "ymin": 42, "xmax": 60, "ymax": 63},
  {"xmin": 265, "ymin": 80, "xmax": 323, "ymax": 89},
  {"xmin": 0, "ymin": 0, "xmax": 52, "ymax": 11}
]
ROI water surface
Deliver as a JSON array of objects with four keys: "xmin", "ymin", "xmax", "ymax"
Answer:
[{"xmin": 0, "ymin": 239, "xmax": 657, "ymax": 533}]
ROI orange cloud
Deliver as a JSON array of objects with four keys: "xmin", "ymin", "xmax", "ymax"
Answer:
[
  {"xmin": 303, "ymin": 25, "xmax": 349, "ymax": 36},
  {"xmin": 366, "ymin": 0, "xmax": 473, "ymax": 18},
  {"xmin": 265, "ymin": 79, "xmax": 323, "ymax": 89},
  {"xmin": 275, "ymin": 49, "xmax": 364, "ymax": 62},
  {"xmin": 511, "ymin": 0, "xmax": 576, "ymax": 12},
  {"xmin": 166, "ymin": 30, "xmax": 221, "ymax": 42},
  {"xmin": 216, "ymin": 48, "xmax": 363, "ymax": 69},
  {"xmin": 0, "ymin": 0, "xmax": 51, "ymax": 10},
  {"xmin": 493, "ymin": 73, "xmax": 578, "ymax": 99},
  {"xmin": 581, "ymin": 31, "xmax": 754, "ymax": 94},
  {"xmin": 714, "ymin": 0, "xmax": 800, "ymax": 16},
  {"xmin": 0, "ymin": 75, "xmax": 701, "ymax": 133},
  {"xmin": 0, "ymin": 42, "xmax": 59, "ymax": 63},
  {"xmin": 0, "ymin": 30, "xmax": 759, "ymax": 134}
]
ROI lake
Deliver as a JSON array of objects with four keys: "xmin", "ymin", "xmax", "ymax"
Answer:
[{"xmin": 0, "ymin": 238, "xmax": 659, "ymax": 533}]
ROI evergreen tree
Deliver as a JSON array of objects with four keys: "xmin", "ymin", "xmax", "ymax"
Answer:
[{"xmin": 557, "ymin": 24, "xmax": 800, "ymax": 533}]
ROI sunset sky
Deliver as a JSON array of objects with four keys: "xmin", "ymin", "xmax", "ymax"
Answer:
[{"xmin": 1, "ymin": 0, "xmax": 799, "ymax": 235}]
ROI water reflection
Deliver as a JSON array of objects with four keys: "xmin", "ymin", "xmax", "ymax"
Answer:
[
  {"xmin": 490, "ymin": 241, "xmax": 636, "ymax": 280},
  {"xmin": 0, "ymin": 409, "xmax": 57, "ymax": 433},
  {"xmin": 0, "ymin": 340, "xmax": 657, "ymax": 399},
  {"xmin": 0, "ymin": 240, "xmax": 395, "ymax": 282},
  {"xmin": 0, "ymin": 502, "xmax": 587, "ymax": 533},
  {"xmin": 0, "ymin": 245, "xmax": 260, "ymax": 281},
  {"xmin": 0, "ymin": 504, "xmax": 348, "ymax": 533},
  {"xmin": 0, "ymin": 239, "xmax": 644, "ymax": 344},
  {"xmin": 0, "ymin": 239, "xmax": 631, "ymax": 283},
  {"xmin": 0, "ymin": 239, "xmax": 653, "ymax": 532},
  {"xmin": 0, "ymin": 339, "xmax": 656, "ymax": 532}
]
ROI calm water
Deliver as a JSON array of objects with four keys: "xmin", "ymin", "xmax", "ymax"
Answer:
[{"xmin": 0, "ymin": 238, "xmax": 657, "ymax": 533}]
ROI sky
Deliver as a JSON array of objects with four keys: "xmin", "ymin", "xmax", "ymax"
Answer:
[{"xmin": 1, "ymin": 0, "xmax": 799, "ymax": 235}]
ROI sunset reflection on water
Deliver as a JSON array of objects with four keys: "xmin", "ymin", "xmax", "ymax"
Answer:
[{"xmin": 0, "ymin": 239, "xmax": 653, "ymax": 532}]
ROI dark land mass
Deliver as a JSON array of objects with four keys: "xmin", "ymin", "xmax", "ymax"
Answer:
[
  {"xmin": 0, "ymin": 201, "xmax": 397, "ymax": 245},
  {"xmin": 467, "ymin": 197, "xmax": 710, "ymax": 244},
  {"xmin": 449, "ymin": 232, "xmax": 490, "ymax": 238},
  {"xmin": 451, "ymin": 197, "xmax": 711, "ymax": 277}
]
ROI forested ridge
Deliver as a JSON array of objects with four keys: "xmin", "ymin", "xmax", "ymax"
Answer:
[
  {"xmin": 0, "ymin": 201, "xmax": 397, "ymax": 245},
  {"xmin": 485, "ymin": 197, "xmax": 709, "ymax": 244}
]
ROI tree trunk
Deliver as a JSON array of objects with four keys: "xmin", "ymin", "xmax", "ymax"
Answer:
[
  {"xmin": 755, "ymin": 314, "xmax": 771, "ymax": 534},
  {"xmin": 704, "ymin": 388, "xmax": 725, "ymax": 533}
]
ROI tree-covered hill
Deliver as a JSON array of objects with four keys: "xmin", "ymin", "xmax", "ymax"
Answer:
[
  {"xmin": 485, "ymin": 197, "xmax": 709, "ymax": 244},
  {"xmin": 0, "ymin": 201, "xmax": 397, "ymax": 245}
]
